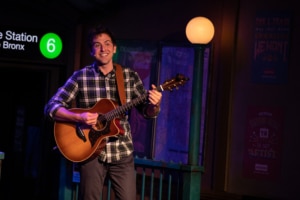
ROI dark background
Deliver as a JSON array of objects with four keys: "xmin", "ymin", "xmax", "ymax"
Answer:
[{"xmin": 0, "ymin": 0, "xmax": 299, "ymax": 199}]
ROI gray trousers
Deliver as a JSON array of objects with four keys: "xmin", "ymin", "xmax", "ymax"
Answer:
[{"xmin": 79, "ymin": 154, "xmax": 136, "ymax": 200}]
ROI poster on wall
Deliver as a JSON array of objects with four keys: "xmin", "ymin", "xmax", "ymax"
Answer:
[
  {"xmin": 251, "ymin": 11, "xmax": 291, "ymax": 84},
  {"xmin": 243, "ymin": 106, "xmax": 283, "ymax": 181}
]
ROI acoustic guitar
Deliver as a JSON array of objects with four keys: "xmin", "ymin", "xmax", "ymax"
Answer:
[{"xmin": 54, "ymin": 74, "xmax": 189, "ymax": 162}]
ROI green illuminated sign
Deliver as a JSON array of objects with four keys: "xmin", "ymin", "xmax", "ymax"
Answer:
[{"xmin": 39, "ymin": 33, "xmax": 63, "ymax": 59}]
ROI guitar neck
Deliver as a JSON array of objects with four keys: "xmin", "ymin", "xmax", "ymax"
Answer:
[
  {"xmin": 102, "ymin": 74, "xmax": 189, "ymax": 122},
  {"xmin": 104, "ymin": 93, "xmax": 148, "ymax": 121}
]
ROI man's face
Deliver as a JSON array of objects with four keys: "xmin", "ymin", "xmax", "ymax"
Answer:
[{"xmin": 90, "ymin": 33, "xmax": 116, "ymax": 65}]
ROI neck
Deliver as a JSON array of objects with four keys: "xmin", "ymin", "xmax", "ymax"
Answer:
[{"xmin": 97, "ymin": 63, "xmax": 114, "ymax": 75}]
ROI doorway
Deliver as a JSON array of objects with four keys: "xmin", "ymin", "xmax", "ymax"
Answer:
[{"xmin": 0, "ymin": 63, "xmax": 64, "ymax": 199}]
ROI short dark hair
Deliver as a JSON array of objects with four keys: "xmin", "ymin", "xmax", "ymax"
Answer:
[{"xmin": 87, "ymin": 24, "xmax": 117, "ymax": 49}]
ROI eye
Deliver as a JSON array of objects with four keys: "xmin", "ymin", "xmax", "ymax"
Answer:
[
  {"xmin": 105, "ymin": 41, "xmax": 113, "ymax": 46},
  {"xmin": 93, "ymin": 43, "xmax": 101, "ymax": 49}
]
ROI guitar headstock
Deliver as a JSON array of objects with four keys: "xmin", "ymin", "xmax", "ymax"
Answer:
[{"xmin": 159, "ymin": 74, "xmax": 189, "ymax": 92}]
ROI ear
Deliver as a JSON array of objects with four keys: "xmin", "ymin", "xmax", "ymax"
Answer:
[{"xmin": 113, "ymin": 46, "xmax": 117, "ymax": 53}]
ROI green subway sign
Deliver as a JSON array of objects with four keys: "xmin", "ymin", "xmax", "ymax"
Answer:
[
  {"xmin": 0, "ymin": 28, "xmax": 65, "ymax": 62},
  {"xmin": 39, "ymin": 33, "xmax": 63, "ymax": 59}
]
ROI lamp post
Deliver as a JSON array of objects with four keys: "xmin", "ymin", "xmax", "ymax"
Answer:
[{"xmin": 182, "ymin": 16, "xmax": 214, "ymax": 200}]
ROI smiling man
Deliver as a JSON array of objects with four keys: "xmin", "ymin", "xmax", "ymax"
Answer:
[{"xmin": 44, "ymin": 24, "xmax": 162, "ymax": 200}]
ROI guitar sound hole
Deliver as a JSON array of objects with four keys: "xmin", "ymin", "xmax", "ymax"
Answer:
[
  {"xmin": 94, "ymin": 118, "xmax": 107, "ymax": 131},
  {"xmin": 89, "ymin": 121, "xmax": 111, "ymax": 147},
  {"xmin": 95, "ymin": 114, "xmax": 108, "ymax": 131}
]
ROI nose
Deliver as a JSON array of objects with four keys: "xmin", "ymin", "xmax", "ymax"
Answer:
[{"xmin": 100, "ymin": 45, "xmax": 105, "ymax": 51}]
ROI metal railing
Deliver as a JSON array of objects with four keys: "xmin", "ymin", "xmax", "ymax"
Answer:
[{"xmin": 134, "ymin": 157, "xmax": 183, "ymax": 200}]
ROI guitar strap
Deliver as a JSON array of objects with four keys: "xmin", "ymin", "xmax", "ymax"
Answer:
[{"xmin": 115, "ymin": 63, "xmax": 126, "ymax": 105}]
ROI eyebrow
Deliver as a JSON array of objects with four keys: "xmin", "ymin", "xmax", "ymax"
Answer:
[{"xmin": 93, "ymin": 40, "xmax": 112, "ymax": 44}]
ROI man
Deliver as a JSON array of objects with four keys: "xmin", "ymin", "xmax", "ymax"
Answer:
[{"xmin": 44, "ymin": 24, "xmax": 162, "ymax": 200}]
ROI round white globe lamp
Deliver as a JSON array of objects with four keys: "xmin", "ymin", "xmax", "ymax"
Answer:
[{"xmin": 185, "ymin": 16, "xmax": 215, "ymax": 44}]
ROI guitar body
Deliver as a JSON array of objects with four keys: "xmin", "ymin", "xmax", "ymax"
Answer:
[
  {"xmin": 53, "ymin": 74, "xmax": 189, "ymax": 162},
  {"xmin": 54, "ymin": 99, "xmax": 122, "ymax": 162}
]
